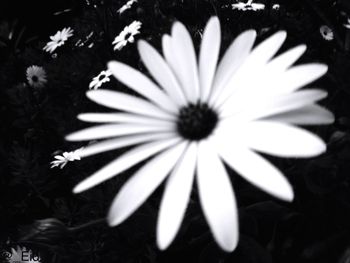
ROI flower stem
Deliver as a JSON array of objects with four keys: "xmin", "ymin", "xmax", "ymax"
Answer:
[{"xmin": 68, "ymin": 218, "xmax": 106, "ymax": 232}]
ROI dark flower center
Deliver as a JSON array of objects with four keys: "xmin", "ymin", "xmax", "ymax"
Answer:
[
  {"xmin": 32, "ymin": 75, "xmax": 39, "ymax": 82},
  {"xmin": 125, "ymin": 32, "xmax": 132, "ymax": 40},
  {"xmin": 98, "ymin": 74, "xmax": 106, "ymax": 81},
  {"xmin": 176, "ymin": 103, "xmax": 218, "ymax": 141}
]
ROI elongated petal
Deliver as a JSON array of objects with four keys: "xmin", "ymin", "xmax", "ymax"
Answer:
[
  {"xmin": 66, "ymin": 123, "xmax": 174, "ymax": 141},
  {"xmin": 171, "ymin": 22, "xmax": 200, "ymax": 102},
  {"xmin": 264, "ymin": 104, "xmax": 334, "ymax": 125},
  {"xmin": 73, "ymin": 138, "xmax": 180, "ymax": 193},
  {"xmin": 79, "ymin": 132, "xmax": 175, "ymax": 158},
  {"xmin": 210, "ymin": 30, "xmax": 256, "ymax": 105},
  {"xmin": 269, "ymin": 64, "xmax": 328, "ymax": 94},
  {"xmin": 157, "ymin": 143, "xmax": 197, "ymax": 250},
  {"xmin": 108, "ymin": 61, "xmax": 178, "ymax": 113},
  {"xmin": 213, "ymin": 31, "xmax": 287, "ymax": 107},
  {"xmin": 197, "ymin": 139, "xmax": 238, "ymax": 252},
  {"xmin": 266, "ymin": 45, "xmax": 307, "ymax": 72},
  {"xmin": 221, "ymin": 89, "xmax": 328, "ymax": 120},
  {"xmin": 236, "ymin": 121, "xmax": 326, "ymax": 157},
  {"xmin": 199, "ymin": 17, "xmax": 221, "ymax": 102},
  {"xmin": 243, "ymin": 31, "xmax": 287, "ymax": 67},
  {"xmin": 86, "ymin": 90, "xmax": 174, "ymax": 120},
  {"xmin": 138, "ymin": 40, "xmax": 187, "ymax": 106},
  {"xmin": 78, "ymin": 113, "xmax": 173, "ymax": 126},
  {"xmin": 162, "ymin": 35, "xmax": 180, "ymax": 81},
  {"xmin": 108, "ymin": 141, "xmax": 187, "ymax": 226},
  {"xmin": 214, "ymin": 139, "xmax": 293, "ymax": 201}
]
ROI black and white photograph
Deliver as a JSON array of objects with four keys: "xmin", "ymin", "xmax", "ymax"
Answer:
[{"xmin": 0, "ymin": 0, "xmax": 350, "ymax": 262}]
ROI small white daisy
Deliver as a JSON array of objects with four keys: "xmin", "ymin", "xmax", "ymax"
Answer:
[
  {"xmin": 320, "ymin": 25, "xmax": 334, "ymax": 41},
  {"xmin": 344, "ymin": 18, "xmax": 350, "ymax": 29},
  {"xmin": 89, "ymin": 70, "xmax": 113, "ymax": 90},
  {"xmin": 117, "ymin": 0, "xmax": 137, "ymax": 14},
  {"xmin": 112, "ymin": 21, "xmax": 142, "ymax": 51},
  {"xmin": 67, "ymin": 17, "xmax": 333, "ymax": 252},
  {"xmin": 8, "ymin": 246, "xmax": 41, "ymax": 263},
  {"xmin": 43, "ymin": 27, "xmax": 74, "ymax": 53},
  {"xmin": 26, "ymin": 65, "xmax": 47, "ymax": 88},
  {"xmin": 50, "ymin": 148, "xmax": 83, "ymax": 169},
  {"xmin": 272, "ymin": 4, "xmax": 280, "ymax": 10},
  {"xmin": 232, "ymin": 0, "xmax": 265, "ymax": 11}
]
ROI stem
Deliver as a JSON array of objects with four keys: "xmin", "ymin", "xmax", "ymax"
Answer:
[
  {"xmin": 68, "ymin": 218, "xmax": 106, "ymax": 232},
  {"xmin": 345, "ymin": 30, "xmax": 350, "ymax": 52}
]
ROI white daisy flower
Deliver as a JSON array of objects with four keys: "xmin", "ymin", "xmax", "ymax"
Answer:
[
  {"xmin": 320, "ymin": 25, "xmax": 334, "ymax": 41},
  {"xmin": 112, "ymin": 21, "xmax": 142, "ymax": 51},
  {"xmin": 232, "ymin": 0, "xmax": 265, "ymax": 11},
  {"xmin": 67, "ymin": 17, "xmax": 333, "ymax": 251},
  {"xmin": 344, "ymin": 18, "xmax": 350, "ymax": 29},
  {"xmin": 8, "ymin": 246, "xmax": 41, "ymax": 263},
  {"xmin": 272, "ymin": 4, "xmax": 280, "ymax": 10},
  {"xmin": 26, "ymin": 65, "xmax": 47, "ymax": 88},
  {"xmin": 117, "ymin": 0, "xmax": 137, "ymax": 14},
  {"xmin": 89, "ymin": 70, "xmax": 113, "ymax": 90},
  {"xmin": 50, "ymin": 148, "xmax": 83, "ymax": 169},
  {"xmin": 43, "ymin": 27, "xmax": 74, "ymax": 53}
]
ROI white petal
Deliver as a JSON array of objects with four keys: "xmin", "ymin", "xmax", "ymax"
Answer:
[
  {"xmin": 209, "ymin": 30, "xmax": 256, "ymax": 105},
  {"xmin": 108, "ymin": 141, "xmax": 187, "ymax": 226},
  {"xmin": 196, "ymin": 139, "xmax": 238, "ymax": 252},
  {"xmin": 221, "ymin": 89, "xmax": 328, "ymax": 120},
  {"xmin": 266, "ymin": 45, "xmax": 307, "ymax": 72},
  {"xmin": 199, "ymin": 17, "xmax": 221, "ymax": 102},
  {"xmin": 79, "ymin": 132, "xmax": 175, "ymax": 158},
  {"xmin": 66, "ymin": 123, "xmax": 174, "ymax": 141},
  {"xmin": 86, "ymin": 90, "xmax": 174, "ymax": 120},
  {"xmin": 213, "ymin": 31, "xmax": 287, "ymax": 108},
  {"xmin": 217, "ymin": 45, "xmax": 307, "ymax": 101},
  {"xmin": 234, "ymin": 121, "xmax": 326, "ymax": 158},
  {"xmin": 214, "ymin": 139, "xmax": 293, "ymax": 201},
  {"xmin": 157, "ymin": 143, "xmax": 197, "ymax": 250},
  {"xmin": 78, "ymin": 112, "xmax": 173, "ymax": 126},
  {"xmin": 137, "ymin": 40, "xmax": 187, "ymax": 106},
  {"xmin": 269, "ymin": 64, "xmax": 328, "ymax": 94},
  {"xmin": 244, "ymin": 31, "xmax": 287, "ymax": 66},
  {"xmin": 162, "ymin": 35, "xmax": 180, "ymax": 81},
  {"xmin": 108, "ymin": 61, "xmax": 178, "ymax": 114},
  {"xmin": 171, "ymin": 22, "xmax": 200, "ymax": 103},
  {"xmin": 73, "ymin": 137, "xmax": 181, "ymax": 193},
  {"xmin": 264, "ymin": 104, "xmax": 334, "ymax": 125}
]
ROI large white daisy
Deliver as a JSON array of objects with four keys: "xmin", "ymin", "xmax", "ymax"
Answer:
[{"xmin": 67, "ymin": 17, "xmax": 333, "ymax": 252}]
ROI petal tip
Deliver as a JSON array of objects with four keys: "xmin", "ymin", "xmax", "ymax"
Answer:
[
  {"xmin": 73, "ymin": 183, "xmax": 85, "ymax": 194},
  {"xmin": 77, "ymin": 114, "xmax": 86, "ymax": 121},
  {"xmin": 219, "ymin": 236, "xmax": 239, "ymax": 252},
  {"xmin": 282, "ymin": 188, "xmax": 294, "ymax": 202},
  {"xmin": 107, "ymin": 213, "xmax": 121, "ymax": 227},
  {"xmin": 107, "ymin": 61, "xmax": 118, "ymax": 71},
  {"xmin": 156, "ymin": 237, "xmax": 170, "ymax": 251},
  {"xmin": 65, "ymin": 133, "xmax": 76, "ymax": 141}
]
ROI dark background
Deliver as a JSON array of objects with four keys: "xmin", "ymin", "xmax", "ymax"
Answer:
[{"xmin": 1, "ymin": 0, "xmax": 350, "ymax": 262}]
